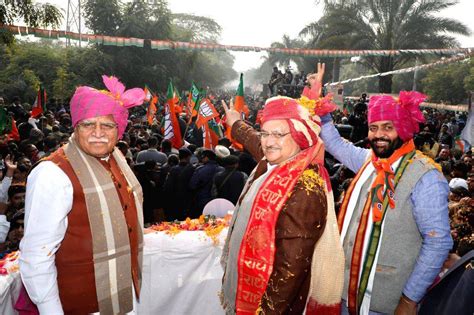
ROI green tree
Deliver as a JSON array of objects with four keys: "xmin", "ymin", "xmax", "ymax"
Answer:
[
  {"xmin": 464, "ymin": 58, "xmax": 474, "ymax": 93},
  {"xmin": 172, "ymin": 13, "xmax": 222, "ymax": 43},
  {"xmin": 266, "ymin": 35, "xmax": 305, "ymax": 69},
  {"xmin": 302, "ymin": 0, "xmax": 470, "ymax": 92},
  {"xmin": 82, "ymin": 0, "xmax": 236, "ymax": 91},
  {"xmin": 422, "ymin": 61, "xmax": 470, "ymax": 104},
  {"xmin": 83, "ymin": 0, "xmax": 122, "ymax": 35},
  {"xmin": 0, "ymin": 0, "xmax": 63, "ymax": 44}
]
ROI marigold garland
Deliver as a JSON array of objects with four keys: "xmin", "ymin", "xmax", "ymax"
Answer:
[
  {"xmin": 299, "ymin": 169, "xmax": 325, "ymax": 195},
  {"xmin": 0, "ymin": 251, "xmax": 19, "ymax": 275},
  {"xmin": 148, "ymin": 214, "xmax": 230, "ymax": 245}
]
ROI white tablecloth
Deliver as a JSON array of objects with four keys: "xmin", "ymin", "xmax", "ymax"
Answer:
[
  {"xmin": 138, "ymin": 229, "xmax": 227, "ymax": 315},
  {"xmin": 0, "ymin": 268, "xmax": 21, "ymax": 315},
  {"xmin": 0, "ymin": 228, "xmax": 228, "ymax": 315}
]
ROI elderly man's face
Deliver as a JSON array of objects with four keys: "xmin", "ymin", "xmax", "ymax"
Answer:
[
  {"xmin": 260, "ymin": 120, "xmax": 300, "ymax": 165},
  {"xmin": 75, "ymin": 114, "xmax": 118, "ymax": 158}
]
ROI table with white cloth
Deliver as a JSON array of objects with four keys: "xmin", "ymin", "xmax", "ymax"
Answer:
[
  {"xmin": 0, "ymin": 253, "xmax": 21, "ymax": 315},
  {"xmin": 0, "ymin": 228, "xmax": 228, "ymax": 315},
  {"xmin": 138, "ymin": 228, "xmax": 227, "ymax": 315}
]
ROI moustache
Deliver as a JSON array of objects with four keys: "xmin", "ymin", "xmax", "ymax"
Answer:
[
  {"xmin": 264, "ymin": 146, "xmax": 280, "ymax": 150},
  {"xmin": 88, "ymin": 138, "xmax": 109, "ymax": 143}
]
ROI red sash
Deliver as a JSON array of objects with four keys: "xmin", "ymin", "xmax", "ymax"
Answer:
[{"xmin": 235, "ymin": 143, "xmax": 324, "ymax": 314}]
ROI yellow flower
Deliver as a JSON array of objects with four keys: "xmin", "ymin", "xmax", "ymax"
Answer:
[
  {"xmin": 299, "ymin": 169, "xmax": 324, "ymax": 195},
  {"xmin": 198, "ymin": 214, "xmax": 205, "ymax": 224}
]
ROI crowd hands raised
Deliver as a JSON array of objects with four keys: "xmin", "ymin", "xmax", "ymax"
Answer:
[{"xmin": 0, "ymin": 62, "xmax": 472, "ymax": 313}]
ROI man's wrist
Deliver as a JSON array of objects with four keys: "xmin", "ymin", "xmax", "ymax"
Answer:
[{"xmin": 401, "ymin": 293, "xmax": 417, "ymax": 307}]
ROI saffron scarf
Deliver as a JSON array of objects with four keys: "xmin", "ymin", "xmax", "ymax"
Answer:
[
  {"xmin": 235, "ymin": 141, "xmax": 344, "ymax": 314},
  {"xmin": 338, "ymin": 140, "xmax": 416, "ymax": 314}
]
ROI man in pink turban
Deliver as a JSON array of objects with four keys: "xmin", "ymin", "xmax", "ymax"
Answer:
[
  {"xmin": 20, "ymin": 76, "xmax": 146, "ymax": 314},
  {"xmin": 312, "ymin": 63, "xmax": 452, "ymax": 315}
]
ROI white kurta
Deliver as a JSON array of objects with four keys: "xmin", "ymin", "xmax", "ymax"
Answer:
[
  {"xmin": 20, "ymin": 161, "xmax": 73, "ymax": 314},
  {"xmin": 19, "ymin": 161, "xmax": 137, "ymax": 315}
]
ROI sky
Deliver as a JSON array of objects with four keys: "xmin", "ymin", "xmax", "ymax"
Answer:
[{"xmin": 36, "ymin": 0, "xmax": 474, "ymax": 72}]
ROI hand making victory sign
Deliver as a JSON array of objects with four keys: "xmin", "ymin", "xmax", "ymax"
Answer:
[
  {"xmin": 306, "ymin": 62, "xmax": 325, "ymax": 98},
  {"xmin": 221, "ymin": 99, "xmax": 242, "ymax": 129}
]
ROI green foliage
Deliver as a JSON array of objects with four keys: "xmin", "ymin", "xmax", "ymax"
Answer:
[
  {"xmin": 0, "ymin": 0, "xmax": 237, "ymax": 105},
  {"xmin": 300, "ymin": 0, "xmax": 471, "ymax": 93},
  {"xmin": 0, "ymin": 42, "xmax": 62, "ymax": 101},
  {"xmin": 81, "ymin": 0, "xmax": 236, "ymax": 91},
  {"xmin": 464, "ymin": 58, "xmax": 474, "ymax": 92},
  {"xmin": 0, "ymin": 0, "xmax": 63, "ymax": 44},
  {"xmin": 266, "ymin": 35, "xmax": 305, "ymax": 70},
  {"xmin": 172, "ymin": 13, "xmax": 222, "ymax": 43},
  {"xmin": 83, "ymin": 0, "xmax": 122, "ymax": 35},
  {"xmin": 422, "ymin": 60, "xmax": 471, "ymax": 104}
]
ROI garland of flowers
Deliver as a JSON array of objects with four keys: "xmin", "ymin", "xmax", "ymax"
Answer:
[
  {"xmin": 0, "ymin": 251, "xmax": 19, "ymax": 275},
  {"xmin": 148, "ymin": 215, "xmax": 230, "ymax": 245}
]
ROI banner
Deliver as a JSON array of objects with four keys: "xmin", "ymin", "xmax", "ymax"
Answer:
[{"xmin": 3, "ymin": 24, "xmax": 473, "ymax": 58}]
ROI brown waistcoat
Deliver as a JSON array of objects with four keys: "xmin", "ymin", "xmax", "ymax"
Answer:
[{"xmin": 46, "ymin": 148, "xmax": 141, "ymax": 314}]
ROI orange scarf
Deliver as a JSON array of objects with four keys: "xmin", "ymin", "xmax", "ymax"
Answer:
[
  {"xmin": 369, "ymin": 140, "xmax": 415, "ymax": 222},
  {"xmin": 235, "ymin": 143, "xmax": 338, "ymax": 314}
]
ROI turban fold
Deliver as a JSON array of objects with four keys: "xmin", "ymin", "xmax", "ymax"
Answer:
[
  {"xmin": 261, "ymin": 90, "xmax": 336, "ymax": 150},
  {"xmin": 368, "ymin": 91, "xmax": 426, "ymax": 141},
  {"xmin": 70, "ymin": 75, "xmax": 145, "ymax": 138}
]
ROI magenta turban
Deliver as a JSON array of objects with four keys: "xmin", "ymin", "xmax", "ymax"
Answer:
[
  {"xmin": 368, "ymin": 91, "xmax": 427, "ymax": 141},
  {"xmin": 70, "ymin": 75, "xmax": 145, "ymax": 138}
]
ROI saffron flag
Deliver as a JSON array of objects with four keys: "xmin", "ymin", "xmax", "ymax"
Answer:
[
  {"xmin": 225, "ymin": 73, "xmax": 248, "ymax": 150},
  {"xmin": 234, "ymin": 73, "xmax": 249, "ymax": 118},
  {"xmin": 144, "ymin": 85, "xmax": 152, "ymax": 102},
  {"xmin": 190, "ymin": 82, "xmax": 205, "ymax": 119},
  {"xmin": 163, "ymin": 81, "xmax": 183, "ymax": 149},
  {"xmin": 196, "ymin": 98, "xmax": 220, "ymax": 128},
  {"xmin": 146, "ymin": 94, "xmax": 158, "ymax": 125},
  {"xmin": 203, "ymin": 119, "xmax": 222, "ymax": 149},
  {"xmin": 31, "ymin": 85, "xmax": 47, "ymax": 118}
]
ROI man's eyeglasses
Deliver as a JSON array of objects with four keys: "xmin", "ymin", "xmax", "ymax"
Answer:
[
  {"xmin": 78, "ymin": 121, "xmax": 118, "ymax": 131},
  {"xmin": 258, "ymin": 131, "xmax": 291, "ymax": 139}
]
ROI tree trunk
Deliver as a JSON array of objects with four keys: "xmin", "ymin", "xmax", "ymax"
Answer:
[
  {"xmin": 378, "ymin": 75, "xmax": 393, "ymax": 93},
  {"xmin": 378, "ymin": 56, "xmax": 394, "ymax": 93}
]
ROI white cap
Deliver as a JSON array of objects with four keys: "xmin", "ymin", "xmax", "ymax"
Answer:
[
  {"xmin": 214, "ymin": 145, "xmax": 230, "ymax": 159},
  {"xmin": 449, "ymin": 178, "xmax": 468, "ymax": 190}
]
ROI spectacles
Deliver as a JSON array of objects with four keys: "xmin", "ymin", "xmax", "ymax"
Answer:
[
  {"xmin": 78, "ymin": 121, "xmax": 118, "ymax": 131},
  {"xmin": 258, "ymin": 131, "xmax": 291, "ymax": 139}
]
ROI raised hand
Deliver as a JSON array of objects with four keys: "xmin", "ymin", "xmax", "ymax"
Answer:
[
  {"xmin": 306, "ymin": 63, "xmax": 325, "ymax": 87},
  {"xmin": 221, "ymin": 99, "xmax": 241, "ymax": 128},
  {"xmin": 4, "ymin": 154, "xmax": 17, "ymax": 178},
  {"xmin": 4, "ymin": 154, "xmax": 17, "ymax": 171}
]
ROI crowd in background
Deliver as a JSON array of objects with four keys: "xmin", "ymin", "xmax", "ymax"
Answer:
[{"xmin": 0, "ymin": 89, "xmax": 472, "ymax": 260}]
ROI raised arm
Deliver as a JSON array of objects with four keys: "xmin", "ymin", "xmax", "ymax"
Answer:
[
  {"xmin": 305, "ymin": 63, "xmax": 369, "ymax": 173},
  {"xmin": 222, "ymin": 99, "xmax": 264, "ymax": 161}
]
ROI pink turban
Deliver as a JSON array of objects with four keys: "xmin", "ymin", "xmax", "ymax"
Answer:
[
  {"xmin": 261, "ymin": 94, "xmax": 336, "ymax": 150},
  {"xmin": 70, "ymin": 75, "xmax": 145, "ymax": 138},
  {"xmin": 368, "ymin": 91, "xmax": 427, "ymax": 141}
]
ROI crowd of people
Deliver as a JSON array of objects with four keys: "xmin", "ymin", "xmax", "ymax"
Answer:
[{"xmin": 0, "ymin": 63, "xmax": 472, "ymax": 313}]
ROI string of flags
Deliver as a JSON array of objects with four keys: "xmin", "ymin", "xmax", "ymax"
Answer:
[
  {"xmin": 3, "ymin": 24, "xmax": 473, "ymax": 58},
  {"xmin": 325, "ymin": 52, "xmax": 474, "ymax": 87}
]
